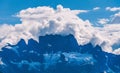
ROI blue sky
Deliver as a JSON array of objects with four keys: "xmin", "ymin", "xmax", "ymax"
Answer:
[
  {"xmin": 0, "ymin": 0, "xmax": 120, "ymax": 55},
  {"xmin": 0, "ymin": 0, "xmax": 120, "ymax": 25}
]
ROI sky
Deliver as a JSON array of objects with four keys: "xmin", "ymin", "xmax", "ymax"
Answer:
[
  {"xmin": 0, "ymin": 0, "xmax": 120, "ymax": 25},
  {"xmin": 0, "ymin": 0, "xmax": 120, "ymax": 54},
  {"xmin": 0, "ymin": 1, "xmax": 120, "ymax": 72}
]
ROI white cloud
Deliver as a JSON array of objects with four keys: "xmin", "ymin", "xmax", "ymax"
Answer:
[
  {"xmin": 113, "ymin": 48, "xmax": 120, "ymax": 55},
  {"xmin": 97, "ymin": 18, "xmax": 109, "ymax": 24},
  {"xmin": 110, "ymin": 12, "xmax": 120, "ymax": 24},
  {"xmin": 94, "ymin": 7, "xmax": 117, "ymax": 24},
  {"xmin": 106, "ymin": 7, "xmax": 120, "ymax": 11},
  {"xmin": 114, "ymin": 12, "xmax": 120, "ymax": 17},
  {"xmin": 0, "ymin": 5, "xmax": 93, "ymax": 50},
  {"xmin": 96, "ymin": 24, "xmax": 120, "ymax": 53},
  {"xmin": 93, "ymin": 7, "xmax": 100, "ymax": 11},
  {"xmin": 105, "ymin": 7, "xmax": 120, "ymax": 24},
  {"xmin": 0, "ymin": 5, "xmax": 120, "ymax": 55}
]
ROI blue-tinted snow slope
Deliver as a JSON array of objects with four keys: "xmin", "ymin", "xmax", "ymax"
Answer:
[{"xmin": 0, "ymin": 35, "xmax": 120, "ymax": 73}]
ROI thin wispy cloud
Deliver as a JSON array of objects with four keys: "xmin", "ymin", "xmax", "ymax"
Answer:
[
  {"xmin": 106, "ymin": 7, "xmax": 120, "ymax": 11},
  {"xmin": 93, "ymin": 7, "xmax": 100, "ymax": 11},
  {"xmin": 97, "ymin": 18, "xmax": 109, "ymax": 25}
]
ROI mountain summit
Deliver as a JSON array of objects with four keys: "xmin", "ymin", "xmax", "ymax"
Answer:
[{"xmin": 0, "ymin": 35, "xmax": 120, "ymax": 73}]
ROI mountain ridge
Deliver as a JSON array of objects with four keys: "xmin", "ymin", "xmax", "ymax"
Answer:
[{"xmin": 0, "ymin": 34, "xmax": 120, "ymax": 73}]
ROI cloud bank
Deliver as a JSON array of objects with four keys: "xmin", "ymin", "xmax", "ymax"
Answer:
[{"xmin": 0, "ymin": 5, "xmax": 120, "ymax": 54}]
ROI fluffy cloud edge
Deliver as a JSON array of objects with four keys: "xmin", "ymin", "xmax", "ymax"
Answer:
[{"xmin": 0, "ymin": 5, "xmax": 120, "ymax": 55}]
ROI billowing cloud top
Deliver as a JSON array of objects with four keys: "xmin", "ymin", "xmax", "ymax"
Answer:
[{"xmin": 0, "ymin": 5, "xmax": 120, "ymax": 54}]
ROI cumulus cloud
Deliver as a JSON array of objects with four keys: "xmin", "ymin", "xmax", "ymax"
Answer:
[
  {"xmin": 0, "ymin": 5, "xmax": 120, "ymax": 54},
  {"xmin": 0, "ymin": 5, "xmax": 93, "ymax": 49},
  {"xmin": 96, "ymin": 24, "xmax": 120, "ymax": 52},
  {"xmin": 97, "ymin": 18, "xmax": 109, "ymax": 24},
  {"xmin": 106, "ymin": 7, "xmax": 120, "ymax": 12},
  {"xmin": 93, "ymin": 7, "xmax": 100, "ymax": 11}
]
